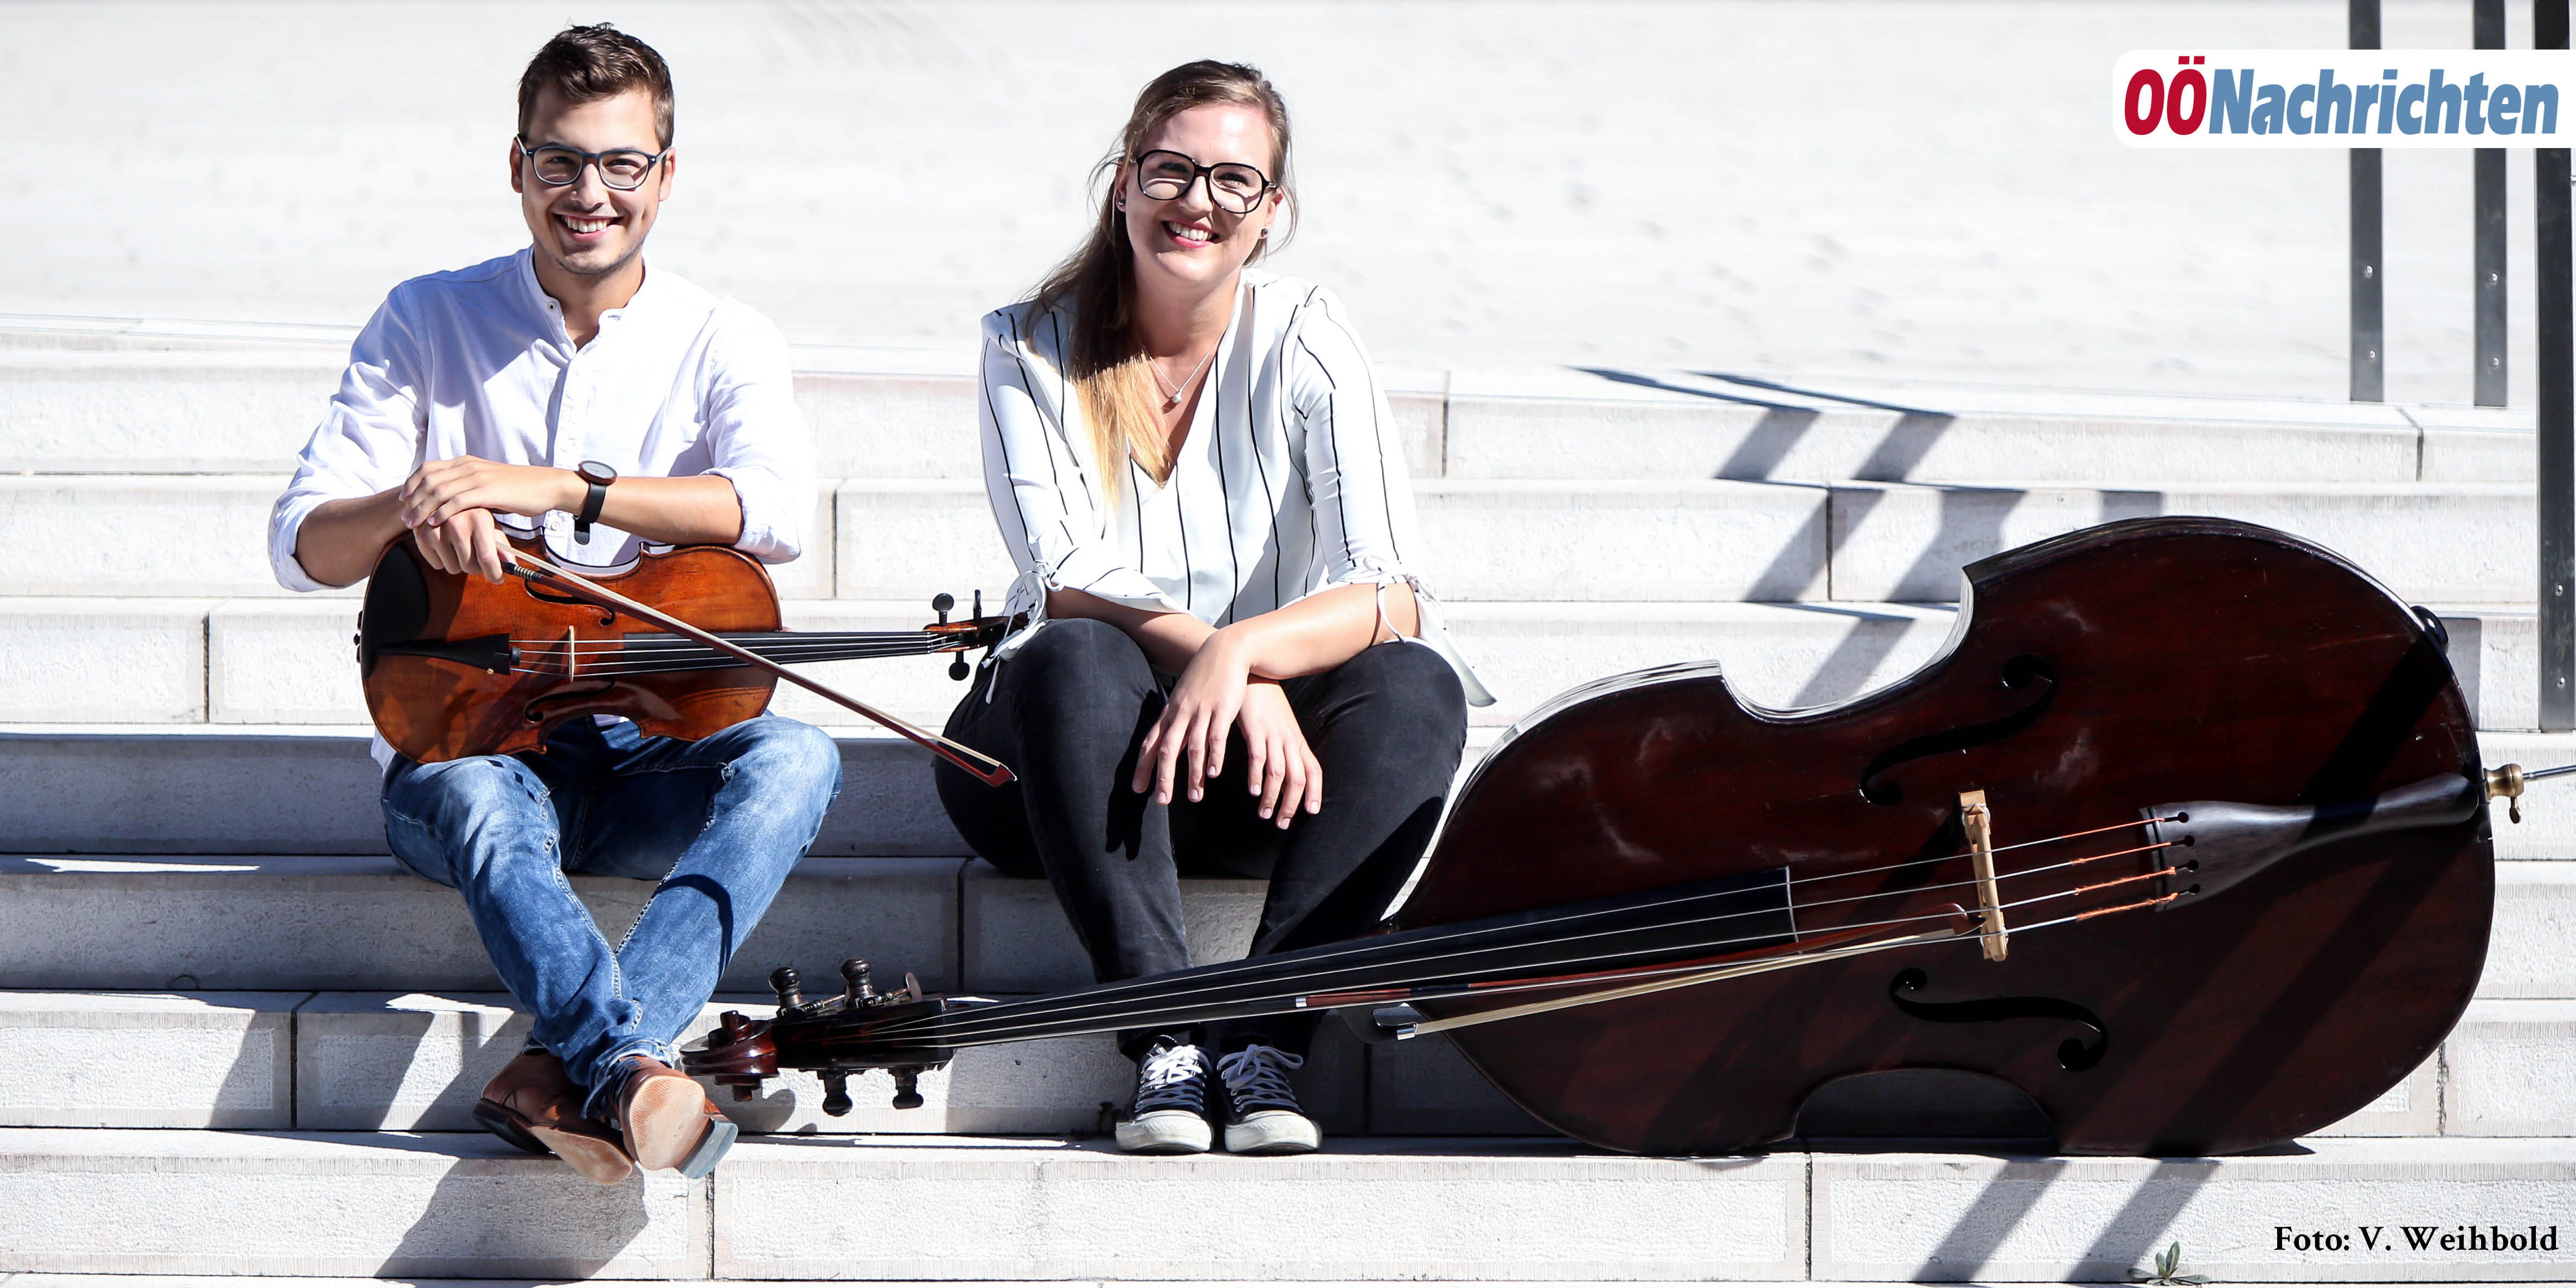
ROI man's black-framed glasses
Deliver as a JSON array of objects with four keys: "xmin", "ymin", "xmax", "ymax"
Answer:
[
  {"xmin": 1132, "ymin": 150, "xmax": 1271, "ymax": 214},
  {"xmin": 516, "ymin": 136, "xmax": 665, "ymax": 191}
]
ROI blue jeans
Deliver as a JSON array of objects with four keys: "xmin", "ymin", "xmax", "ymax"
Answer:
[{"xmin": 382, "ymin": 714, "xmax": 841, "ymax": 1117}]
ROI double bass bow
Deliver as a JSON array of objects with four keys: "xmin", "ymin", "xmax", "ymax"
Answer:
[
  {"xmin": 356, "ymin": 534, "xmax": 1017, "ymax": 784},
  {"xmin": 683, "ymin": 516, "xmax": 2558, "ymax": 1156}
]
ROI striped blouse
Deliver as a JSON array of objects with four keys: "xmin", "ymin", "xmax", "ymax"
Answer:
[{"xmin": 976, "ymin": 270, "xmax": 1490, "ymax": 704}]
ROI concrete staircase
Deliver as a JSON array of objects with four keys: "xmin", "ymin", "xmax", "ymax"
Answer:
[{"xmin": 2, "ymin": 316, "xmax": 2571, "ymax": 1281}]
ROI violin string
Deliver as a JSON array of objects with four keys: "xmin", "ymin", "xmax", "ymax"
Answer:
[
  {"xmin": 507, "ymin": 632, "xmax": 960, "ymax": 650},
  {"xmin": 507, "ymin": 640, "xmax": 964, "ymax": 676},
  {"xmin": 863, "ymin": 833, "xmax": 2174, "ymax": 1042},
  {"xmin": 511, "ymin": 649, "xmax": 952, "ymax": 677},
  {"xmin": 874, "ymin": 846, "xmax": 2177, "ymax": 1046}
]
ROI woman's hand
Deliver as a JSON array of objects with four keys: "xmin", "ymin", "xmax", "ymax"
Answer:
[
  {"xmin": 401, "ymin": 456, "xmax": 578, "ymax": 530},
  {"xmin": 1133, "ymin": 629, "xmax": 1252, "ymax": 805},
  {"xmin": 1235, "ymin": 678, "xmax": 1322, "ymax": 826}
]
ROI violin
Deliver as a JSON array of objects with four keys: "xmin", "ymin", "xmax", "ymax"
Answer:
[
  {"xmin": 356, "ymin": 534, "xmax": 1018, "ymax": 783},
  {"xmin": 683, "ymin": 516, "xmax": 2555, "ymax": 1156}
]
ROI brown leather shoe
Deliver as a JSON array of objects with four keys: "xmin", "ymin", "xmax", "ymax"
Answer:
[
  {"xmin": 475, "ymin": 1050, "xmax": 634, "ymax": 1187},
  {"xmin": 615, "ymin": 1055, "xmax": 738, "ymax": 1178}
]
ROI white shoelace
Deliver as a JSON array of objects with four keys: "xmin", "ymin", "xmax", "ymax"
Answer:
[
  {"xmin": 1216, "ymin": 1043, "xmax": 1305, "ymax": 1113},
  {"xmin": 1132, "ymin": 1042, "xmax": 1210, "ymax": 1113}
]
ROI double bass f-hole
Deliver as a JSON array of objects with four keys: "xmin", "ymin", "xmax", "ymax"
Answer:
[
  {"xmin": 1888, "ymin": 966, "xmax": 2109, "ymax": 1071},
  {"xmin": 1857, "ymin": 654, "xmax": 2058, "ymax": 805}
]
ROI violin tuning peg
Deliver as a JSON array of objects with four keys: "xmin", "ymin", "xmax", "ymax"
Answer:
[
  {"xmin": 972, "ymin": 589, "xmax": 983, "ymax": 619},
  {"xmin": 932, "ymin": 592, "xmax": 954, "ymax": 624},
  {"xmin": 820, "ymin": 1073, "xmax": 853, "ymax": 1118},
  {"xmin": 770, "ymin": 965, "xmax": 805, "ymax": 1011},
  {"xmin": 949, "ymin": 656, "xmax": 970, "ymax": 682},
  {"xmin": 841, "ymin": 957, "xmax": 877, "ymax": 1004},
  {"xmin": 890, "ymin": 1066, "xmax": 926, "ymax": 1111}
]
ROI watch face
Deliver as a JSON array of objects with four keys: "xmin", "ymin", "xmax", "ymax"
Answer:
[{"xmin": 578, "ymin": 460, "xmax": 618, "ymax": 485}]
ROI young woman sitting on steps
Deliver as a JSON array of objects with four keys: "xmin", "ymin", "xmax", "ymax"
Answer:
[{"xmin": 935, "ymin": 59, "xmax": 1491, "ymax": 1156}]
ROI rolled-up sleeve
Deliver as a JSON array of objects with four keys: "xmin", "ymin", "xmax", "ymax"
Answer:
[
  {"xmin": 1286, "ymin": 289, "xmax": 1424, "ymax": 589},
  {"xmin": 978, "ymin": 308, "xmax": 1177, "ymax": 613},
  {"xmin": 269, "ymin": 299, "xmax": 428, "ymax": 592},
  {"xmin": 700, "ymin": 307, "xmax": 813, "ymax": 564}
]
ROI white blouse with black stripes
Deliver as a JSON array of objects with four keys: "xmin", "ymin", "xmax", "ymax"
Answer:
[{"xmin": 975, "ymin": 270, "xmax": 1490, "ymax": 705}]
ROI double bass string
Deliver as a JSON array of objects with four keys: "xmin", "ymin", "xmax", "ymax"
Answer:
[
  {"xmin": 869, "ymin": 835, "xmax": 2182, "ymax": 1049},
  {"xmin": 861, "ymin": 815, "xmax": 2177, "ymax": 1040},
  {"xmin": 863, "ymin": 830, "xmax": 2176, "ymax": 1045},
  {"xmin": 873, "ymin": 812, "xmax": 2186, "ymax": 1042},
  {"xmin": 881, "ymin": 863, "xmax": 2174, "ymax": 1050}
]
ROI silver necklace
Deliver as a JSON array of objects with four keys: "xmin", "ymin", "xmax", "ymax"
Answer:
[{"xmin": 1149, "ymin": 344, "xmax": 1220, "ymax": 411}]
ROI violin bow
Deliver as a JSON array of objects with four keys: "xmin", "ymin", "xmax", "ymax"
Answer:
[{"xmin": 503, "ymin": 547, "xmax": 1015, "ymax": 786}]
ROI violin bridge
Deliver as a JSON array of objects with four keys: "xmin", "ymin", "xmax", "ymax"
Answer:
[
  {"xmin": 1960, "ymin": 790, "xmax": 2008, "ymax": 962},
  {"xmin": 561, "ymin": 626, "xmax": 578, "ymax": 680}
]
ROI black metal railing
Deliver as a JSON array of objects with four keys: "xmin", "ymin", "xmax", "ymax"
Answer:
[{"xmin": 2353, "ymin": 0, "xmax": 2574, "ymax": 729}]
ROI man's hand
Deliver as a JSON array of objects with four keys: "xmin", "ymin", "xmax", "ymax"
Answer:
[
  {"xmin": 414, "ymin": 507, "xmax": 511, "ymax": 584},
  {"xmin": 401, "ymin": 456, "xmax": 579, "ymax": 530}
]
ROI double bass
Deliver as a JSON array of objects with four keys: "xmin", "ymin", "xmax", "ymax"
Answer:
[{"xmin": 685, "ymin": 517, "xmax": 2549, "ymax": 1155}]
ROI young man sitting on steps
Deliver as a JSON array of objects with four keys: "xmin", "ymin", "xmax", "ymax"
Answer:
[{"xmin": 267, "ymin": 23, "xmax": 835, "ymax": 1185}]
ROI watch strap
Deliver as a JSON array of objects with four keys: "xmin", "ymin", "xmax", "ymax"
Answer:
[{"xmin": 574, "ymin": 465, "xmax": 612, "ymax": 546}]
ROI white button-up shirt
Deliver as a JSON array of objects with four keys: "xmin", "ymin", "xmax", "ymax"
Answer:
[{"xmin": 269, "ymin": 248, "xmax": 813, "ymax": 593}]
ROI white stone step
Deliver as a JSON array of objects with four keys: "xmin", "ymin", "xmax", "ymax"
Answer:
[
  {"xmin": 17, "ymin": 595, "xmax": 1972, "ymax": 731},
  {"xmin": 1804, "ymin": 1138, "xmax": 2576, "ymax": 1283},
  {"xmin": 846, "ymin": 478, "xmax": 2536, "ymax": 606},
  {"xmin": 3, "ymin": 598, "xmax": 2534, "ymax": 754},
  {"xmin": 0, "ymin": 1128, "xmax": 704, "ymax": 1279},
  {"xmin": 0, "ymin": 351, "xmax": 1443, "ymax": 481},
  {"xmin": 4, "ymin": 348, "xmax": 2536, "ymax": 485},
  {"xmin": 12, "ymin": 473, "xmax": 2532, "ymax": 606},
  {"xmin": 834, "ymin": 477, "xmax": 1838, "ymax": 602},
  {"xmin": 0, "ymin": 855, "xmax": 963, "ymax": 994},
  {"xmin": 1827, "ymin": 481, "xmax": 2534, "ymax": 605},
  {"xmin": 0, "ymin": 988, "xmax": 1508, "ymax": 1139},
  {"xmin": 1, "ymin": 852, "xmax": 2564, "ymax": 1019},
  {"xmin": 11, "ymin": 1130, "xmax": 2556, "ymax": 1280},
  {"xmin": 1443, "ymin": 370, "xmax": 2530, "ymax": 483},
  {"xmin": 0, "ymin": 474, "xmax": 841, "ymax": 600},
  {"xmin": 0, "ymin": 727, "xmax": 962, "ymax": 855},
  {"xmin": 21, "ymin": 988, "xmax": 2574, "ymax": 1142}
]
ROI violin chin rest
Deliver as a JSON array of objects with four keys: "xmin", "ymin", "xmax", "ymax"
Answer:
[{"xmin": 2142, "ymin": 770, "xmax": 2484, "ymax": 909}]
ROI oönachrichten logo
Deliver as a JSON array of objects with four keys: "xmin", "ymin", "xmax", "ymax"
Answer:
[{"xmin": 2116, "ymin": 51, "xmax": 2574, "ymax": 146}]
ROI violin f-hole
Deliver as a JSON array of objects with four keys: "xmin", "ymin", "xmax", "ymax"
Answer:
[
  {"xmin": 1888, "ymin": 966, "xmax": 2109, "ymax": 1071},
  {"xmin": 1857, "ymin": 654, "xmax": 2058, "ymax": 805}
]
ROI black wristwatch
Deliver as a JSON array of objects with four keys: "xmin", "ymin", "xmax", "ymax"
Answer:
[{"xmin": 573, "ymin": 460, "xmax": 617, "ymax": 546}]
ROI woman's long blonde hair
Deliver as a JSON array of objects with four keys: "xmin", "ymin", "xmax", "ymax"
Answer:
[{"xmin": 1031, "ymin": 61, "xmax": 1296, "ymax": 495}]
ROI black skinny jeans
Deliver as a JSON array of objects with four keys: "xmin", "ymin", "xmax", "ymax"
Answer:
[{"xmin": 935, "ymin": 617, "xmax": 1468, "ymax": 1059}]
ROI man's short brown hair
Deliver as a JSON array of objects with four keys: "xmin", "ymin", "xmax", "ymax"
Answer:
[{"xmin": 516, "ymin": 24, "xmax": 675, "ymax": 150}]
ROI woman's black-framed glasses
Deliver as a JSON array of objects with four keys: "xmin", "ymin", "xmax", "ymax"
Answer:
[
  {"xmin": 1131, "ymin": 150, "xmax": 1271, "ymax": 214},
  {"xmin": 516, "ymin": 136, "xmax": 666, "ymax": 191}
]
